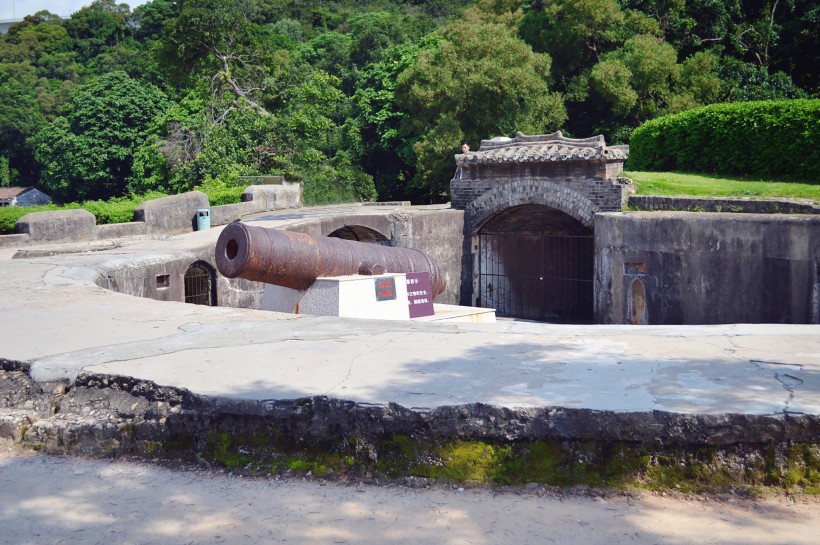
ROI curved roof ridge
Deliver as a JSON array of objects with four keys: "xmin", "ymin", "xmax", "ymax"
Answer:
[{"xmin": 455, "ymin": 131, "xmax": 628, "ymax": 166}]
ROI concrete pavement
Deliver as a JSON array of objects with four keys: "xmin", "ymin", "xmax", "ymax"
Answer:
[
  {"xmin": 1, "ymin": 204, "xmax": 819, "ymax": 416},
  {"xmin": 0, "ymin": 204, "xmax": 819, "ymax": 453}
]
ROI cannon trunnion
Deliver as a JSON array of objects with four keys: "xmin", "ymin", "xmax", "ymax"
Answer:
[{"xmin": 215, "ymin": 222, "xmax": 445, "ymax": 298}]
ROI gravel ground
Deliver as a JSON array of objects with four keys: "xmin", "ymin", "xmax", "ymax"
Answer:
[{"xmin": 1, "ymin": 439, "xmax": 818, "ymax": 545}]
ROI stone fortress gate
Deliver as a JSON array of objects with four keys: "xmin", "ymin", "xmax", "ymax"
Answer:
[{"xmin": 451, "ymin": 131, "xmax": 631, "ymax": 323}]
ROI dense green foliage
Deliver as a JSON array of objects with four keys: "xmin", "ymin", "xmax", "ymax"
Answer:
[
  {"xmin": 629, "ymin": 99, "xmax": 820, "ymax": 179},
  {"xmin": 0, "ymin": 0, "xmax": 816, "ymax": 205},
  {"xmin": 32, "ymin": 70, "xmax": 171, "ymax": 201}
]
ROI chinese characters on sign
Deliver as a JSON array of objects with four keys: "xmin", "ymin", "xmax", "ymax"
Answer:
[
  {"xmin": 374, "ymin": 277, "xmax": 397, "ymax": 301},
  {"xmin": 406, "ymin": 272, "xmax": 435, "ymax": 318}
]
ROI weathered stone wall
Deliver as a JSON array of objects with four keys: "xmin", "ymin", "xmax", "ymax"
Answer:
[
  {"xmin": 2, "ymin": 184, "xmax": 305, "ymax": 248},
  {"xmin": 392, "ymin": 209, "xmax": 465, "ymax": 306},
  {"xmin": 241, "ymin": 182, "xmax": 303, "ymax": 212},
  {"xmin": 15, "ymin": 209, "xmax": 97, "ymax": 243},
  {"xmin": 629, "ymin": 195, "xmax": 819, "ymax": 215},
  {"xmin": 96, "ymin": 222, "xmax": 148, "ymax": 239},
  {"xmin": 94, "ymin": 252, "xmax": 213, "ymax": 303},
  {"xmin": 595, "ymin": 212, "xmax": 820, "ymax": 324},
  {"xmin": 134, "ymin": 191, "xmax": 210, "ymax": 235},
  {"xmin": 2, "ymin": 362, "xmax": 817, "ymax": 490}
]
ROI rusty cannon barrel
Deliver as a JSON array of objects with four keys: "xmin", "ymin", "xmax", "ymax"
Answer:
[{"xmin": 215, "ymin": 222, "xmax": 446, "ymax": 298}]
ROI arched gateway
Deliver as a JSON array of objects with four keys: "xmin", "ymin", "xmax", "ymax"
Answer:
[{"xmin": 451, "ymin": 132, "xmax": 631, "ymax": 323}]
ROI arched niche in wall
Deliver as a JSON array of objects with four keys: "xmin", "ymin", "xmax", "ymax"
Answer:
[
  {"xmin": 327, "ymin": 225, "xmax": 390, "ymax": 245},
  {"xmin": 184, "ymin": 261, "xmax": 216, "ymax": 306},
  {"xmin": 628, "ymin": 278, "xmax": 648, "ymax": 325}
]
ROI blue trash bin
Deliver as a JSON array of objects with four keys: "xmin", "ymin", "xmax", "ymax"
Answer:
[{"xmin": 196, "ymin": 208, "xmax": 211, "ymax": 230}]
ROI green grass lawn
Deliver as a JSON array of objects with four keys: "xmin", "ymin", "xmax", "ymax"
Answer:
[{"xmin": 623, "ymin": 171, "xmax": 820, "ymax": 203}]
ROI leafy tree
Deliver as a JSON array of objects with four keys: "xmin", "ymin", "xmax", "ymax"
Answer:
[
  {"xmin": 0, "ymin": 64, "xmax": 48, "ymax": 185},
  {"xmin": 0, "ymin": 156, "xmax": 9, "ymax": 187},
  {"xmin": 32, "ymin": 71, "xmax": 171, "ymax": 201},
  {"xmin": 348, "ymin": 11, "xmax": 414, "ymax": 69},
  {"xmin": 270, "ymin": 18, "xmax": 306, "ymax": 42},
  {"xmin": 520, "ymin": 0, "xmax": 630, "ymax": 83},
  {"xmin": 4, "ymin": 13, "xmax": 73, "ymax": 63},
  {"xmin": 590, "ymin": 35, "xmax": 721, "ymax": 127},
  {"xmin": 159, "ymin": 0, "xmax": 279, "ymax": 117},
  {"xmin": 717, "ymin": 57, "xmax": 808, "ymax": 101},
  {"xmin": 353, "ymin": 41, "xmax": 426, "ymax": 200},
  {"xmin": 133, "ymin": 0, "xmax": 179, "ymax": 42},
  {"xmin": 397, "ymin": 5, "xmax": 566, "ymax": 201},
  {"xmin": 295, "ymin": 31, "xmax": 352, "ymax": 82},
  {"xmin": 63, "ymin": 0, "xmax": 131, "ymax": 62}
]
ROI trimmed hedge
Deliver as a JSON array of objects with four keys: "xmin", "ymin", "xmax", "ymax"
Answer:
[{"xmin": 628, "ymin": 99, "xmax": 819, "ymax": 180}]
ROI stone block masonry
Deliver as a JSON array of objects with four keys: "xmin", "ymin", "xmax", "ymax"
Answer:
[{"xmin": 450, "ymin": 132, "xmax": 631, "ymax": 230}]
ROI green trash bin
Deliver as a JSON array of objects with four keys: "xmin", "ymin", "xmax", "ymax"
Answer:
[{"xmin": 196, "ymin": 208, "xmax": 211, "ymax": 230}]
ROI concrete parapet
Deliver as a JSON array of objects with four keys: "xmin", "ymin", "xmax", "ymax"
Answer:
[
  {"xmin": 15, "ymin": 209, "xmax": 96, "ymax": 243},
  {"xmin": 96, "ymin": 222, "xmax": 148, "ymax": 239},
  {"xmin": 134, "ymin": 191, "xmax": 209, "ymax": 234},
  {"xmin": 241, "ymin": 183, "xmax": 302, "ymax": 213},
  {"xmin": 629, "ymin": 195, "xmax": 819, "ymax": 214},
  {"xmin": 210, "ymin": 202, "xmax": 254, "ymax": 226}
]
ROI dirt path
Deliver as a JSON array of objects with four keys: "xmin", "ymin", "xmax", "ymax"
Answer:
[{"xmin": 1, "ymin": 440, "xmax": 817, "ymax": 545}]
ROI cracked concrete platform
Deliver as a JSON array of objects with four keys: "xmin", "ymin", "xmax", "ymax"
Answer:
[{"xmin": 1, "ymin": 204, "xmax": 819, "ymax": 429}]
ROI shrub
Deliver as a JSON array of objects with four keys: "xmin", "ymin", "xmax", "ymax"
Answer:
[
  {"xmin": 628, "ymin": 99, "xmax": 820, "ymax": 180},
  {"xmin": 0, "ymin": 203, "xmax": 60, "ymax": 234},
  {"xmin": 194, "ymin": 175, "xmax": 245, "ymax": 206}
]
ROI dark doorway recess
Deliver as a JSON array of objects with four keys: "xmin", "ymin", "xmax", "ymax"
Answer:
[
  {"xmin": 478, "ymin": 205, "xmax": 593, "ymax": 323},
  {"xmin": 184, "ymin": 262, "xmax": 216, "ymax": 306}
]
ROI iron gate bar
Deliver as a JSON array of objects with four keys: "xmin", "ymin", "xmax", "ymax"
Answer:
[
  {"xmin": 184, "ymin": 265, "xmax": 212, "ymax": 306},
  {"xmin": 478, "ymin": 232, "xmax": 593, "ymax": 323}
]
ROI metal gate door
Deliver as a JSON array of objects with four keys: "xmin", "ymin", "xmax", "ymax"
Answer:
[
  {"xmin": 184, "ymin": 263, "xmax": 214, "ymax": 306},
  {"xmin": 478, "ymin": 232, "xmax": 594, "ymax": 323}
]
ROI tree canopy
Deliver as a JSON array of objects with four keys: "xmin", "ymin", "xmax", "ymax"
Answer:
[{"xmin": 0, "ymin": 0, "xmax": 815, "ymax": 203}]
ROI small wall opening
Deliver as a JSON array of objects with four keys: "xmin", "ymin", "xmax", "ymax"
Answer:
[{"xmin": 184, "ymin": 261, "xmax": 215, "ymax": 306}]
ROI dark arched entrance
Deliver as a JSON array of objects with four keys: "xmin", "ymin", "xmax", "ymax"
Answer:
[
  {"xmin": 184, "ymin": 261, "xmax": 216, "ymax": 306},
  {"xmin": 477, "ymin": 204, "xmax": 593, "ymax": 323}
]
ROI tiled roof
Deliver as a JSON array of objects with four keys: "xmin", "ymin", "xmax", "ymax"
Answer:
[
  {"xmin": 456, "ymin": 131, "xmax": 628, "ymax": 166},
  {"xmin": 0, "ymin": 186, "xmax": 32, "ymax": 199}
]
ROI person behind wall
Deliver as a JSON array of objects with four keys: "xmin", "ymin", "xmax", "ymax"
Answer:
[{"xmin": 454, "ymin": 140, "xmax": 470, "ymax": 180}]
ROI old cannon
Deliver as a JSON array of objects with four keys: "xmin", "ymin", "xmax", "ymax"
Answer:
[{"xmin": 215, "ymin": 222, "xmax": 446, "ymax": 297}]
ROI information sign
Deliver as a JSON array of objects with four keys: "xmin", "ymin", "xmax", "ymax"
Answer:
[
  {"xmin": 406, "ymin": 272, "xmax": 435, "ymax": 318},
  {"xmin": 374, "ymin": 277, "xmax": 397, "ymax": 301}
]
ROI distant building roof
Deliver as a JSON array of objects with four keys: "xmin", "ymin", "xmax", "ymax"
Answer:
[
  {"xmin": 456, "ymin": 131, "xmax": 629, "ymax": 167},
  {"xmin": 0, "ymin": 186, "xmax": 34, "ymax": 200}
]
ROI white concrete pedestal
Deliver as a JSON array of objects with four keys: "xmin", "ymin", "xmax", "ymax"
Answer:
[
  {"xmin": 261, "ymin": 274, "xmax": 496, "ymax": 323},
  {"xmin": 262, "ymin": 274, "xmax": 410, "ymax": 320}
]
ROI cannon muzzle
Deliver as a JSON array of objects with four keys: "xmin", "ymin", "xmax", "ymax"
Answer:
[{"xmin": 215, "ymin": 222, "xmax": 445, "ymax": 298}]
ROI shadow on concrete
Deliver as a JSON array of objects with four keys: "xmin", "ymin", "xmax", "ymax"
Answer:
[{"xmin": 211, "ymin": 339, "xmax": 818, "ymax": 418}]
